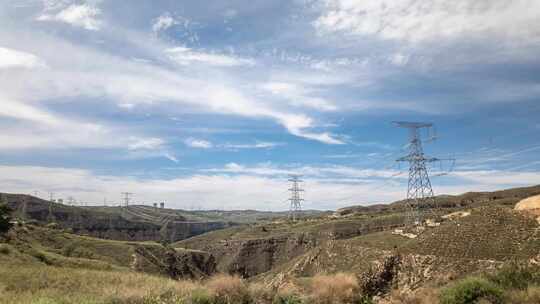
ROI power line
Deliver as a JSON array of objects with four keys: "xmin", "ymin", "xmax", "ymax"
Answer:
[{"xmin": 288, "ymin": 174, "xmax": 304, "ymax": 221}]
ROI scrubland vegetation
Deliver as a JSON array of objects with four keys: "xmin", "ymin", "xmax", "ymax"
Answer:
[
  {"xmin": 4, "ymin": 259, "xmax": 540, "ymax": 304},
  {"xmin": 0, "ymin": 263, "xmax": 365, "ymax": 304},
  {"xmin": 395, "ymin": 264, "xmax": 540, "ymax": 304}
]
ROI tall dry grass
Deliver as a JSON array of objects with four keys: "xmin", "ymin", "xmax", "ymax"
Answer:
[
  {"xmin": 310, "ymin": 273, "xmax": 360, "ymax": 304},
  {"xmin": 0, "ymin": 259, "xmax": 379, "ymax": 304},
  {"xmin": 205, "ymin": 274, "xmax": 251, "ymax": 304},
  {"xmin": 0, "ymin": 262, "xmax": 198, "ymax": 304}
]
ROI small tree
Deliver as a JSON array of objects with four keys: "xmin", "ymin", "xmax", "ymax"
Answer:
[{"xmin": 0, "ymin": 195, "xmax": 13, "ymax": 234}]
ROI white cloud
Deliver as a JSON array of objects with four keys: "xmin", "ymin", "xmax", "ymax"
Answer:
[
  {"xmin": 314, "ymin": 0, "xmax": 540, "ymax": 43},
  {"xmin": 260, "ymin": 82, "xmax": 337, "ymax": 111},
  {"xmin": 0, "ymin": 96, "xmax": 167, "ymax": 153},
  {"xmin": 0, "ymin": 16, "xmax": 343, "ymax": 145},
  {"xmin": 3, "ymin": 164, "xmax": 536, "ymax": 210},
  {"xmin": 128, "ymin": 137, "xmax": 165, "ymax": 151},
  {"xmin": 277, "ymin": 113, "xmax": 344, "ymax": 145},
  {"xmin": 38, "ymin": 4, "xmax": 102, "ymax": 30},
  {"xmin": 222, "ymin": 142, "xmax": 282, "ymax": 150},
  {"xmin": 389, "ymin": 53, "xmax": 409, "ymax": 67},
  {"xmin": 205, "ymin": 163, "xmax": 401, "ymax": 180},
  {"xmin": 0, "ymin": 164, "xmax": 401, "ymax": 210},
  {"xmin": 0, "ymin": 97, "xmax": 59, "ymax": 125},
  {"xmin": 165, "ymin": 47, "xmax": 255, "ymax": 67},
  {"xmin": 152, "ymin": 13, "xmax": 177, "ymax": 32},
  {"xmin": 163, "ymin": 153, "xmax": 179, "ymax": 163},
  {"xmin": 0, "ymin": 47, "xmax": 47, "ymax": 69},
  {"xmin": 184, "ymin": 138, "xmax": 213, "ymax": 149}
]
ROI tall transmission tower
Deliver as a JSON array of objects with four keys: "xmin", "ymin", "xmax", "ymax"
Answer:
[
  {"xmin": 288, "ymin": 175, "xmax": 304, "ymax": 221},
  {"xmin": 121, "ymin": 192, "xmax": 133, "ymax": 208},
  {"xmin": 394, "ymin": 121, "xmax": 440, "ymax": 224}
]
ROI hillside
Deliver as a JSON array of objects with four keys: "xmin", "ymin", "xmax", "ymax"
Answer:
[
  {"xmin": 3, "ymin": 193, "xmax": 326, "ymax": 243},
  {"xmin": 336, "ymin": 184, "xmax": 540, "ymax": 216},
  {"xmin": 3, "ymin": 194, "xmax": 233, "ymax": 243},
  {"xmin": 0, "ymin": 224, "xmax": 216, "ymax": 278},
  {"xmin": 174, "ymin": 185, "xmax": 540, "ymax": 292},
  {"xmin": 3, "ymin": 185, "xmax": 540, "ymax": 303}
]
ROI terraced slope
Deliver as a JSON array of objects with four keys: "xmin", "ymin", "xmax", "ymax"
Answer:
[
  {"xmin": 3, "ymin": 194, "xmax": 232, "ymax": 242},
  {"xmin": 403, "ymin": 206, "xmax": 540, "ymax": 260},
  {"xmin": 174, "ymin": 186, "xmax": 540, "ymax": 292}
]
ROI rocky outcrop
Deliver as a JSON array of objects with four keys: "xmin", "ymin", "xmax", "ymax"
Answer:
[{"xmin": 133, "ymin": 245, "xmax": 217, "ymax": 279}]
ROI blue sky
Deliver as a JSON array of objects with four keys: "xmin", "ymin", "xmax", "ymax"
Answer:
[{"xmin": 0, "ymin": 0, "xmax": 540, "ymax": 210}]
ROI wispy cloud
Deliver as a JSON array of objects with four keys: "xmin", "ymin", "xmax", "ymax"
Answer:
[
  {"xmin": 0, "ymin": 47, "xmax": 47, "ymax": 69},
  {"xmin": 222, "ymin": 141, "xmax": 282, "ymax": 150},
  {"xmin": 260, "ymin": 82, "xmax": 337, "ymax": 111},
  {"xmin": 128, "ymin": 137, "xmax": 165, "ymax": 151},
  {"xmin": 37, "ymin": 4, "xmax": 102, "ymax": 31},
  {"xmin": 165, "ymin": 47, "xmax": 255, "ymax": 67},
  {"xmin": 313, "ymin": 0, "xmax": 540, "ymax": 43},
  {"xmin": 184, "ymin": 138, "xmax": 213, "ymax": 149},
  {"xmin": 152, "ymin": 13, "xmax": 177, "ymax": 32}
]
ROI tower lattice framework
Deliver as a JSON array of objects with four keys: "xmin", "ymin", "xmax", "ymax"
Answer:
[
  {"xmin": 395, "ymin": 122, "xmax": 439, "ymax": 223},
  {"xmin": 288, "ymin": 175, "xmax": 304, "ymax": 221}
]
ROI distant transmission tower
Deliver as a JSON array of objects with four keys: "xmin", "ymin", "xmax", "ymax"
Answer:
[
  {"xmin": 394, "ymin": 121, "xmax": 440, "ymax": 224},
  {"xmin": 288, "ymin": 175, "xmax": 304, "ymax": 221},
  {"xmin": 121, "ymin": 192, "xmax": 133, "ymax": 208}
]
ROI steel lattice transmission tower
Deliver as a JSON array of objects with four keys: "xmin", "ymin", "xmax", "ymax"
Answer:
[
  {"xmin": 121, "ymin": 192, "xmax": 133, "ymax": 208},
  {"xmin": 394, "ymin": 121, "xmax": 440, "ymax": 223},
  {"xmin": 288, "ymin": 175, "xmax": 304, "ymax": 221}
]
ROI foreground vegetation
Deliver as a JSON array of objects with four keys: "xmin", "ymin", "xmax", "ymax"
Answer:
[
  {"xmin": 0, "ymin": 260, "xmax": 367, "ymax": 304},
  {"xmin": 3, "ymin": 251, "xmax": 540, "ymax": 304},
  {"xmin": 393, "ymin": 264, "xmax": 540, "ymax": 304}
]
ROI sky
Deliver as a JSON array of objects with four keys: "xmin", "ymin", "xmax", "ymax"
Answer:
[{"xmin": 0, "ymin": 0, "xmax": 540, "ymax": 210}]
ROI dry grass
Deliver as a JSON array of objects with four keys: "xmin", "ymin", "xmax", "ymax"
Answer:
[
  {"xmin": 505, "ymin": 286, "xmax": 540, "ymax": 304},
  {"xmin": 310, "ymin": 273, "xmax": 360, "ymax": 304},
  {"xmin": 205, "ymin": 274, "xmax": 251, "ymax": 304},
  {"xmin": 0, "ymin": 262, "xmax": 198, "ymax": 304},
  {"xmin": 386, "ymin": 287, "xmax": 440, "ymax": 304},
  {"xmin": 248, "ymin": 283, "xmax": 274, "ymax": 304}
]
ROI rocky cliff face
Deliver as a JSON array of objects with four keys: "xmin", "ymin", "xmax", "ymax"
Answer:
[
  {"xmin": 4, "ymin": 194, "xmax": 230, "ymax": 242},
  {"xmin": 133, "ymin": 245, "xmax": 217, "ymax": 279}
]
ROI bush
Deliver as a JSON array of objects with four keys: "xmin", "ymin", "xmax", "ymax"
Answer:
[
  {"xmin": 0, "ymin": 198, "xmax": 12, "ymax": 234},
  {"xmin": 311, "ymin": 273, "xmax": 360, "ymax": 304},
  {"xmin": 273, "ymin": 283, "xmax": 303, "ymax": 304},
  {"xmin": 0, "ymin": 244, "xmax": 10, "ymax": 255},
  {"xmin": 439, "ymin": 277, "xmax": 504, "ymax": 304},
  {"xmin": 249, "ymin": 283, "xmax": 274, "ymax": 304},
  {"xmin": 205, "ymin": 274, "xmax": 251, "ymax": 304},
  {"xmin": 487, "ymin": 264, "xmax": 540, "ymax": 290},
  {"xmin": 190, "ymin": 288, "xmax": 213, "ymax": 304},
  {"xmin": 273, "ymin": 295, "xmax": 303, "ymax": 304}
]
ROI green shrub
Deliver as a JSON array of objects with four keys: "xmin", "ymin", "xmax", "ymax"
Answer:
[
  {"xmin": 0, "ymin": 244, "xmax": 10, "ymax": 255},
  {"xmin": 440, "ymin": 277, "xmax": 503, "ymax": 304},
  {"xmin": 273, "ymin": 294, "xmax": 303, "ymax": 304},
  {"xmin": 0, "ymin": 198, "xmax": 12, "ymax": 234},
  {"xmin": 190, "ymin": 288, "xmax": 213, "ymax": 304},
  {"xmin": 487, "ymin": 264, "xmax": 540, "ymax": 290},
  {"xmin": 28, "ymin": 249, "xmax": 52, "ymax": 265},
  {"xmin": 358, "ymin": 296, "xmax": 374, "ymax": 304}
]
